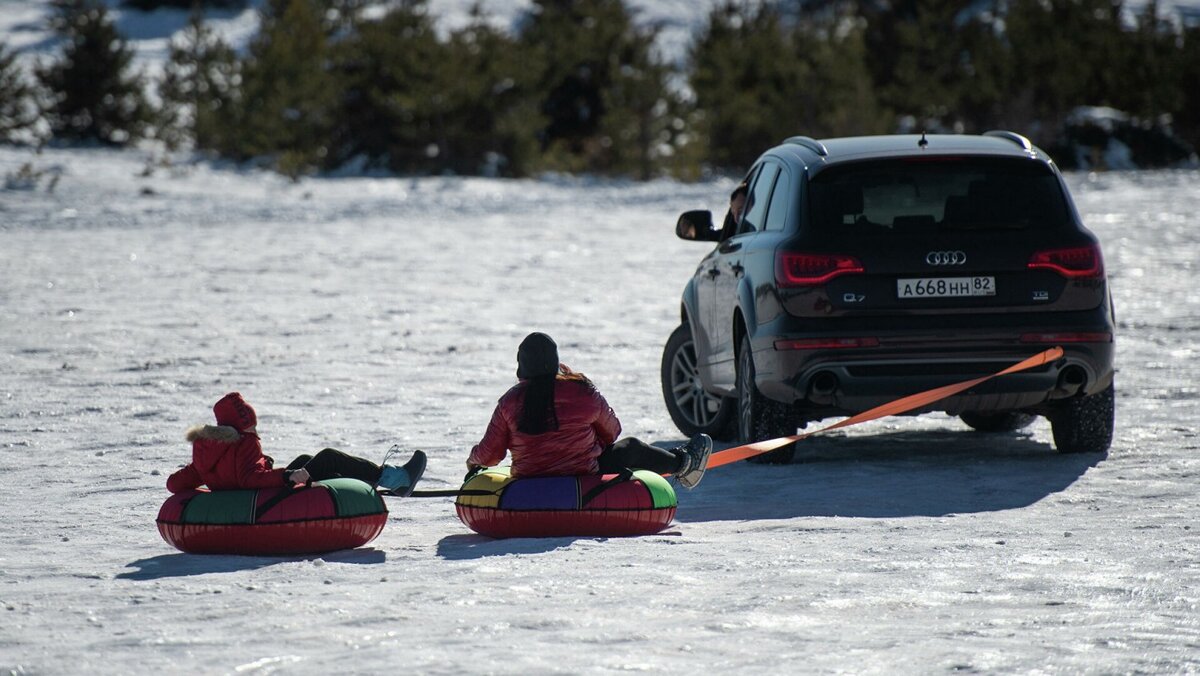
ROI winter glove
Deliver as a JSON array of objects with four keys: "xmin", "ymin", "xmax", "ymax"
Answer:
[
  {"xmin": 285, "ymin": 468, "xmax": 311, "ymax": 485},
  {"xmin": 463, "ymin": 464, "xmax": 486, "ymax": 483}
]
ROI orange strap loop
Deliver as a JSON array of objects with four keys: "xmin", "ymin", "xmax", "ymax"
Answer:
[{"xmin": 707, "ymin": 346, "xmax": 1065, "ymax": 469}]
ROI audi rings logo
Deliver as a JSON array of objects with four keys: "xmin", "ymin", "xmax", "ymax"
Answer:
[{"xmin": 925, "ymin": 250, "xmax": 967, "ymax": 266}]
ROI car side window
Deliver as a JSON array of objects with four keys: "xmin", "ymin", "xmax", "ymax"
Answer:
[
  {"xmin": 764, "ymin": 168, "xmax": 791, "ymax": 232},
  {"xmin": 740, "ymin": 163, "xmax": 780, "ymax": 234},
  {"xmin": 719, "ymin": 165, "xmax": 759, "ymax": 242}
]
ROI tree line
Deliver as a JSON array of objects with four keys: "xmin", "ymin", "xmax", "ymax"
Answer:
[{"xmin": 2, "ymin": 0, "xmax": 1198, "ymax": 177}]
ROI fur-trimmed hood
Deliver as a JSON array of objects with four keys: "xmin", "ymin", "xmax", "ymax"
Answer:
[
  {"xmin": 185, "ymin": 424, "xmax": 242, "ymax": 443},
  {"xmin": 168, "ymin": 422, "xmax": 280, "ymax": 493}
]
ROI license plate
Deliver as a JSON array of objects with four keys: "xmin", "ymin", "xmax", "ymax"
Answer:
[{"xmin": 897, "ymin": 276, "xmax": 995, "ymax": 298}]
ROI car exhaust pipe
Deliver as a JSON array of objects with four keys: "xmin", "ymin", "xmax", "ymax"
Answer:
[
  {"xmin": 1055, "ymin": 365, "xmax": 1087, "ymax": 397},
  {"xmin": 809, "ymin": 371, "xmax": 839, "ymax": 403}
]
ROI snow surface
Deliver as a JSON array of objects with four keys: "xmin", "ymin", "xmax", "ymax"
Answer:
[
  {"xmin": 4, "ymin": 1, "xmax": 1200, "ymax": 672},
  {"xmin": 2, "ymin": 145, "xmax": 1199, "ymax": 674}
]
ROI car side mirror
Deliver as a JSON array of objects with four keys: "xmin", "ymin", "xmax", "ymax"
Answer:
[{"xmin": 676, "ymin": 210, "xmax": 718, "ymax": 241}]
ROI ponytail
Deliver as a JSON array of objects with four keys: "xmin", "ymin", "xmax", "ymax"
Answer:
[{"xmin": 518, "ymin": 375, "xmax": 559, "ymax": 434}]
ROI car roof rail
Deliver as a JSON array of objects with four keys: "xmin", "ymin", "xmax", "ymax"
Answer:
[
  {"xmin": 984, "ymin": 130, "xmax": 1034, "ymax": 153},
  {"xmin": 784, "ymin": 135, "xmax": 829, "ymax": 156}
]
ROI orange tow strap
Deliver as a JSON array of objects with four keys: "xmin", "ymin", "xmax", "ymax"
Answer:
[{"xmin": 706, "ymin": 346, "xmax": 1065, "ymax": 468}]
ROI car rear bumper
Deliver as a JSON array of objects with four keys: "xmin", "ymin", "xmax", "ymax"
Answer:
[{"xmin": 752, "ymin": 318, "xmax": 1115, "ymax": 416}]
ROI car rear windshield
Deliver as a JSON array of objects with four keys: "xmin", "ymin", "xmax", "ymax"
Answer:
[{"xmin": 808, "ymin": 158, "xmax": 1071, "ymax": 235}]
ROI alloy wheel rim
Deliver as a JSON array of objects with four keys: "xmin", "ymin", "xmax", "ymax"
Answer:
[{"xmin": 670, "ymin": 338, "xmax": 722, "ymax": 427}]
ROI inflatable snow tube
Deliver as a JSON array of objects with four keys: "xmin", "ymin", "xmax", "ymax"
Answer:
[
  {"xmin": 157, "ymin": 478, "xmax": 388, "ymax": 555},
  {"xmin": 455, "ymin": 467, "xmax": 677, "ymax": 538}
]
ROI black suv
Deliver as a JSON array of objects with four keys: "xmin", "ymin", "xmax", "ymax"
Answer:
[{"xmin": 661, "ymin": 132, "xmax": 1115, "ymax": 461}]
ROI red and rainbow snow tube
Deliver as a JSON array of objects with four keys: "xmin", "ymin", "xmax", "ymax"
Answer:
[
  {"xmin": 455, "ymin": 467, "xmax": 677, "ymax": 539},
  {"xmin": 157, "ymin": 478, "xmax": 388, "ymax": 555}
]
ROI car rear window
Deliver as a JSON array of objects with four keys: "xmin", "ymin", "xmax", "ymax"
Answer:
[{"xmin": 808, "ymin": 158, "xmax": 1071, "ymax": 235}]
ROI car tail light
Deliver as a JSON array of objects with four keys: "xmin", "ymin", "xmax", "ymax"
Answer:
[
  {"xmin": 775, "ymin": 337, "xmax": 880, "ymax": 350},
  {"xmin": 1020, "ymin": 332, "xmax": 1113, "ymax": 343},
  {"xmin": 1027, "ymin": 244, "xmax": 1104, "ymax": 278},
  {"xmin": 776, "ymin": 252, "xmax": 864, "ymax": 286}
]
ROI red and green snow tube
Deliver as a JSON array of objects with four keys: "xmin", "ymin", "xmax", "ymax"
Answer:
[
  {"xmin": 455, "ymin": 466, "xmax": 677, "ymax": 538},
  {"xmin": 157, "ymin": 478, "xmax": 388, "ymax": 555}
]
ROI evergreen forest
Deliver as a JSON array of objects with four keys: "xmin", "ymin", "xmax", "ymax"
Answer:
[{"xmin": 3, "ymin": 0, "xmax": 1198, "ymax": 177}]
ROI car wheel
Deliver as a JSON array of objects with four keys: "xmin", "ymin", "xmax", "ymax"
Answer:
[
  {"xmin": 661, "ymin": 323, "xmax": 736, "ymax": 440},
  {"xmin": 736, "ymin": 333, "xmax": 796, "ymax": 464},
  {"xmin": 959, "ymin": 411, "xmax": 1037, "ymax": 433},
  {"xmin": 1048, "ymin": 382, "xmax": 1115, "ymax": 454}
]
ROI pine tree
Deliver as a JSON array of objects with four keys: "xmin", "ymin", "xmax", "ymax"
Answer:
[
  {"xmin": 233, "ymin": 0, "xmax": 340, "ymax": 175},
  {"xmin": 861, "ymin": 0, "xmax": 975, "ymax": 131},
  {"xmin": 1178, "ymin": 26, "xmax": 1200, "ymax": 153},
  {"xmin": 37, "ymin": 0, "xmax": 150, "ymax": 145},
  {"xmin": 1111, "ymin": 4, "xmax": 1195, "ymax": 166},
  {"xmin": 953, "ymin": 5, "xmax": 1016, "ymax": 132},
  {"xmin": 518, "ymin": 0, "xmax": 677, "ymax": 176},
  {"xmin": 792, "ymin": 10, "xmax": 888, "ymax": 138},
  {"xmin": 122, "ymin": 1, "xmax": 246, "ymax": 9},
  {"xmin": 436, "ymin": 10, "xmax": 543, "ymax": 176},
  {"xmin": 690, "ymin": 3, "xmax": 807, "ymax": 171},
  {"xmin": 0, "ymin": 42, "xmax": 38, "ymax": 143},
  {"xmin": 157, "ymin": 12, "xmax": 240, "ymax": 151},
  {"xmin": 690, "ymin": 3, "xmax": 887, "ymax": 173},
  {"xmin": 1005, "ymin": 0, "xmax": 1126, "ymax": 130},
  {"xmin": 590, "ymin": 20, "xmax": 680, "ymax": 178},
  {"xmin": 328, "ymin": 0, "xmax": 448, "ymax": 173},
  {"xmin": 1115, "ymin": 0, "xmax": 1183, "ymax": 118}
]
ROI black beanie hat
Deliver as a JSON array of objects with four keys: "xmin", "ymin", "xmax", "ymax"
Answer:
[{"xmin": 517, "ymin": 332, "xmax": 559, "ymax": 379}]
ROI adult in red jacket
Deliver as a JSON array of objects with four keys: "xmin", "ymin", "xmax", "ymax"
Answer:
[
  {"xmin": 467, "ymin": 333, "xmax": 713, "ymax": 489},
  {"xmin": 167, "ymin": 392, "xmax": 425, "ymax": 495}
]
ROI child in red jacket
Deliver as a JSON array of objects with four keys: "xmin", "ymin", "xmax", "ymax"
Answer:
[
  {"xmin": 467, "ymin": 333, "xmax": 712, "ymax": 488},
  {"xmin": 167, "ymin": 392, "xmax": 425, "ymax": 495}
]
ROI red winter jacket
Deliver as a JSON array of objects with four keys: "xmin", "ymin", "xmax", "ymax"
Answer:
[
  {"xmin": 166, "ymin": 425, "xmax": 286, "ymax": 493},
  {"xmin": 468, "ymin": 377, "xmax": 622, "ymax": 477}
]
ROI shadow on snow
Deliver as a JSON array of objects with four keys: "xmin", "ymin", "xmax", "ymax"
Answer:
[
  {"xmin": 434, "ymin": 533, "xmax": 589, "ymax": 560},
  {"xmin": 670, "ymin": 428, "xmax": 1106, "ymax": 522},
  {"xmin": 117, "ymin": 546, "xmax": 387, "ymax": 580}
]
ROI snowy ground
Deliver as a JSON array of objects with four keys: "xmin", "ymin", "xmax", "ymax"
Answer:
[{"xmin": 2, "ymin": 145, "xmax": 1199, "ymax": 674}]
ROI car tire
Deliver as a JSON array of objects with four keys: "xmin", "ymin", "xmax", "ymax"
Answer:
[
  {"xmin": 959, "ymin": 411, "xmax": 1037, "ymax": 433},
  {"xmin": 736, "ymin": 333, "xmax": 796, "ymax": 464},
  {"xmin": 1048, "ymin": 382, "xmax": 1115, "ymax": 454},
  {"xmin": 661, "ymin": 323, "xmax": 736, "ymax": 441}
]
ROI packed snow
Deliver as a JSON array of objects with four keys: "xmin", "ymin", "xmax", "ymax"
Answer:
[
  {"xmin": 1, "ymin": 144, "xmax": 1199, "ymax": 674},
  {"xmin": 4, "ymin": 0, "xmax": 1200, "ymax": 672}
]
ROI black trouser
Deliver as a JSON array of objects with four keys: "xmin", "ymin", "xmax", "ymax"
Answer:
[
  {"xmin": 286, "ymin": 448, "xmax": 382, "ymax": 484},
  {"xmin": 597, "ymin": 437, "xmax": 683, "ymax": 475}
]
